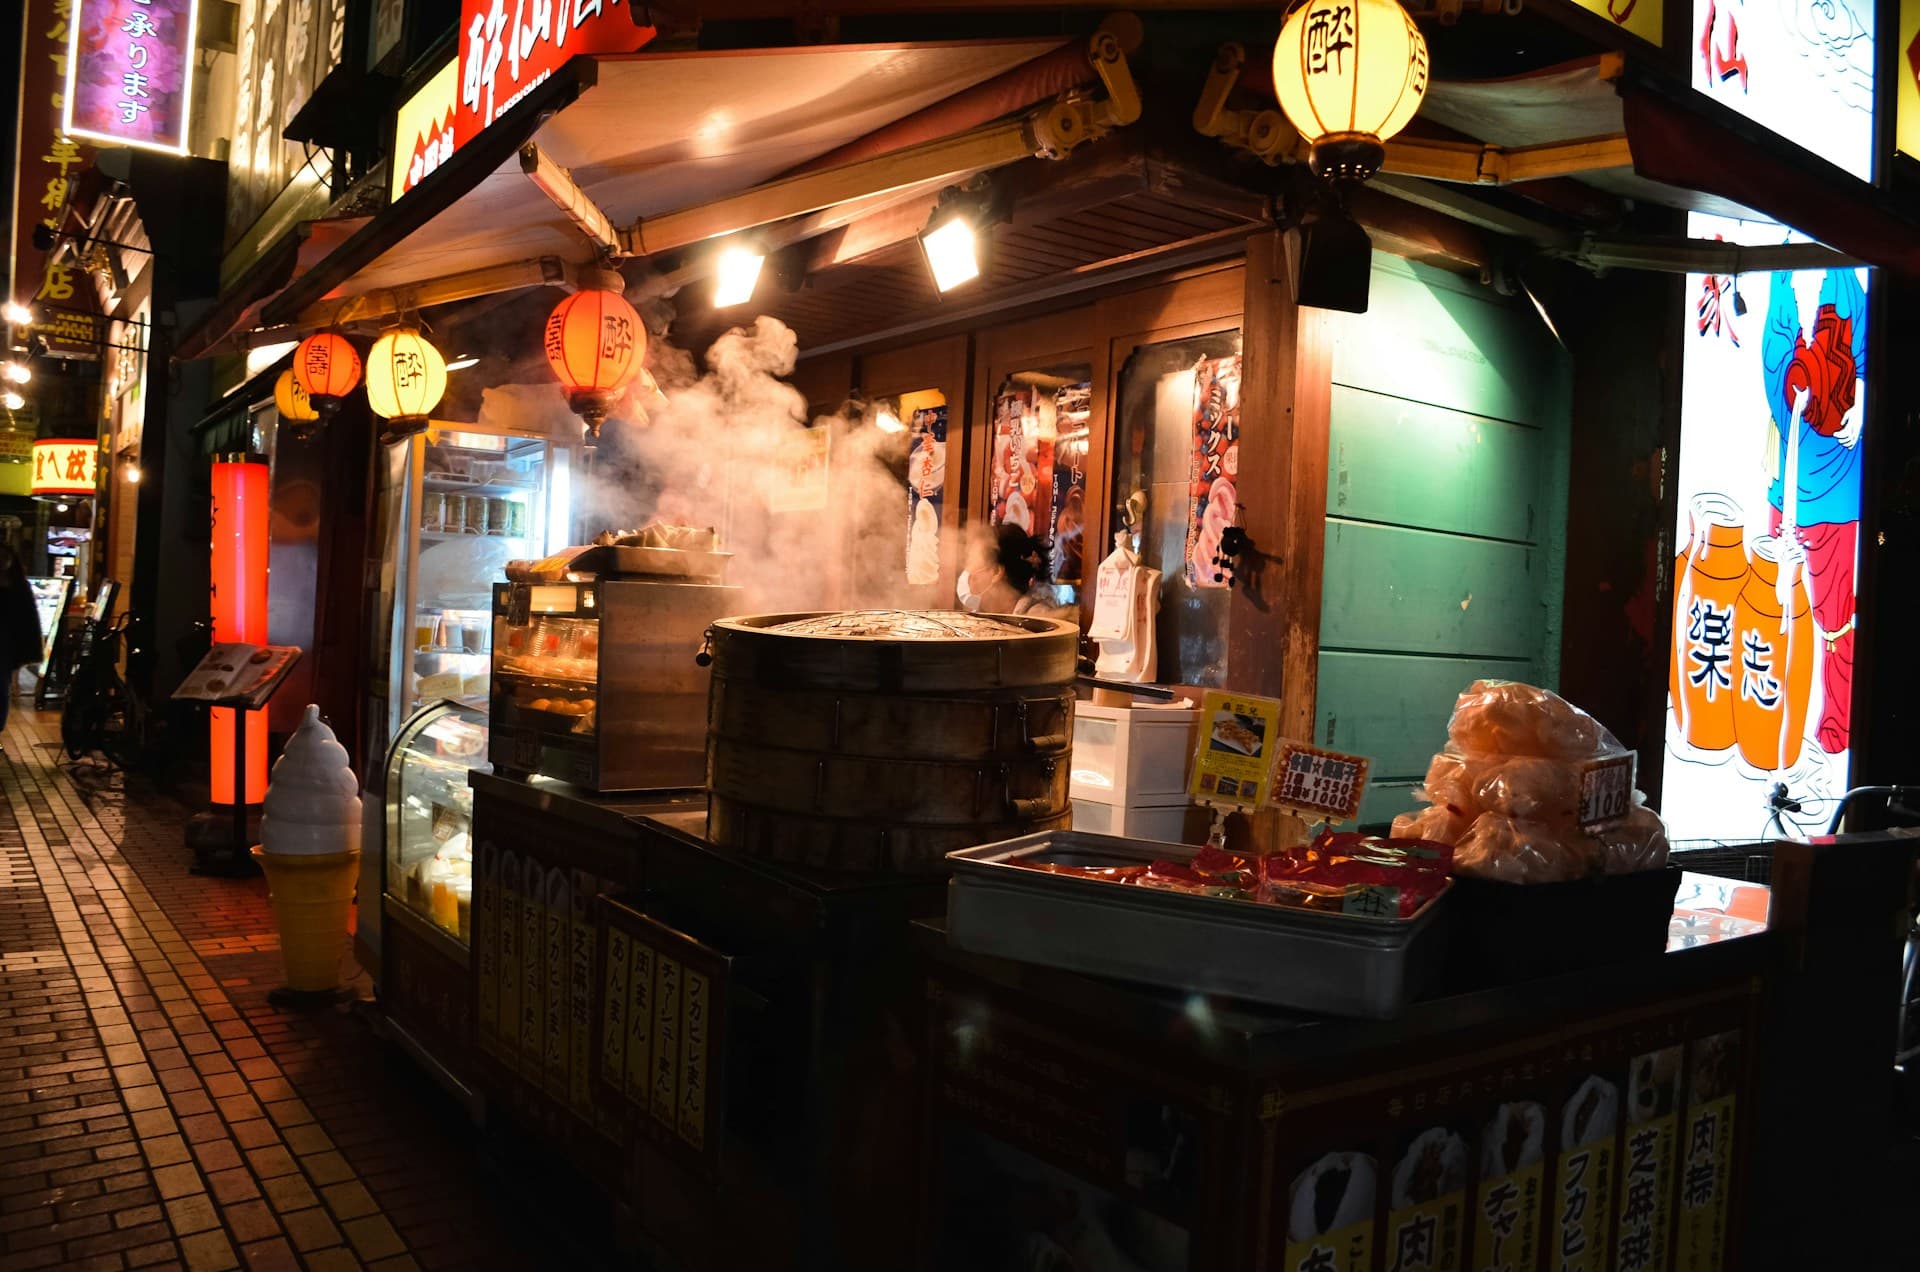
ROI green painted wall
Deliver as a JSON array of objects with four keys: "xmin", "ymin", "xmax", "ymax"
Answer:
[{"xmin": 1317, "ymin": 255, "xmax": 1572, "ymax": 826}]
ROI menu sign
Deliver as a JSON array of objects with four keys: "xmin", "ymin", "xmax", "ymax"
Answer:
[
  {"xmin": 1189, "ymin": 689, "xmax": 1282, "ymax": 809},
  {"xmin": 1272, "ymin": 741, "xmax": 1371, "ymax": 823},
  {"xmin": 597, "ymin": 896, "xmax": 728, "ymax": 1173},
  {"xmin": 64, "ymin": 0, "xmax": 199, "ymax": 154}
]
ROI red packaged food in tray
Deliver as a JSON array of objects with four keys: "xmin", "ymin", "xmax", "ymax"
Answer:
[{"xmin": 1262, "ymin": 830, "xmax": 1453, "ymax": 918}]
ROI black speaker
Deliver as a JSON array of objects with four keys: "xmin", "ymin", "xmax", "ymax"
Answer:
[{"xmin": 1293, "ymin": 214, "xmax": 1373, "ymax": 314}]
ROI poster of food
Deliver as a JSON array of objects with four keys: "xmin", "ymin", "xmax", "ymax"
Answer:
[
  {"xmin": 988, "ymin": 385, "xmax": 1055, "ymax": 541},
  {"xmin": 1552, "ymin": 1074, "xmax": 1620, "ymax": 1270},
  {"xmin": 1283, "ymin": 1151, "xmax": 1376, "ymax": 1272},
  {"xmin": 1189, "ymin": 689, "xmax": 1281, "ymax": 808},
  {"xmin": 1185, "ymin": 356, "xmax": 1242, "ymax": 588},
  {"xmin": 1693, "ymin": 0, "xmax": 1874, "ymax": 180},
  {"xmin": 1385, "ymin": 1124, "xmax": 1467, "ymax": 1271},
  {"xmin": 1675, "ymin": 1033, "xmax": 1739, "ymax": 1272},
  {"xmin": 1617, "ymin": 1045, "xmax": 1682, "ymax": 1272},
  {"xmin": 1049, "ymin": 382, "xmax": 1092, "ymax": 584},
  {"xmin": 1664, "ymin": 212, "xmax": 1866, "ymax": 840},
  {"xmin": 1471, "ymin": 1102, "xmax": 1546, "ymax": 1271},
  {"xmin": 906, "ymin": 405, "xmax": 947, "ymax": 586}
]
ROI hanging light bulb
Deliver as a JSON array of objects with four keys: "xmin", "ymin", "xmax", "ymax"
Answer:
[
  {"xmin": 544, "ymin": 269, "xmax": 645, "ymax": 438},
  {"xmin": 3, "ymin": 302, "xmax": 31, "ymax": 327},
  {"xmin": 292, "ymin": 332, "xmax": 363, "ymax": 411},
  {"xmin": 365, "ymin": 326, "xmax": 449, "ymax": 436},
  {"xmin": 273, "ymin": 369, "xmax": 320, "ymax": 424},
  {"xmin": 1272, "ymin": 0, "xmax": 1430, "ymax": 181},
  {"xmin": 1, "ymin": 362, "xmax": 28, "ymax": 385},
  {"xmin": 124, "ymin": 464, "xmax": 142, "ymax": 484},
  {"xmin": 1, "ymin": 390, "xmax": 23, "ymax": 411}
]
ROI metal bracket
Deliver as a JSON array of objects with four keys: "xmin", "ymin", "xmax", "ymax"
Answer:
[
  {"xmin": 1192, "ymin": 43, "xmax": 1302, "ymax": 167},
  {"xmin": 1030, "ymin": 26, "xmax": 1144, "ymax": 159}
]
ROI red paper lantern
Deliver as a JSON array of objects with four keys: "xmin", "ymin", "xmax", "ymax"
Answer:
[
  {"xmin": 543, "ymin": 272, "xmax": 644, "ymax": 435},
  {"xmin": 293, "ymin": 332, "xmax": 362, "ymax": 400}
]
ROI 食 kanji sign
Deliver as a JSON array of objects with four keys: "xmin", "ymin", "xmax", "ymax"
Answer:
[
  {"xmin": 30, "ymin": 440, "xmax": 98, "ymax": 497},
  {"xmin": 64, "ymin": 0, "xmax": 199, "ymax": 154}
]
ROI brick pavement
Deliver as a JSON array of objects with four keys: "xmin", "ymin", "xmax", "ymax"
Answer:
[{"xmin": 0, "ymin": 712, "xmax": 608, "ymax": 1271}]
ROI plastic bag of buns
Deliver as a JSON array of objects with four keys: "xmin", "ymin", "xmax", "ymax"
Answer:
[{"xmin": 1391, "ymin": 680, "xmax": 1670, "ymax": 883}]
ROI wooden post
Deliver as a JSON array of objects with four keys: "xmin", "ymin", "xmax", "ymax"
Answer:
[{"xmin": 1232, "ymin": 229, "xmax": 1333, "ymax": 851}]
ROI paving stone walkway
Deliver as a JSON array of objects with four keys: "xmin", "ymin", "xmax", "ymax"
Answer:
[{"xmin": 0, "ymin": 713, "xmax": 602, "ymax": 1271}]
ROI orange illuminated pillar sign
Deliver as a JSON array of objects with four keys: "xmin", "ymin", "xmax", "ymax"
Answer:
[{"xmin": 210, "ymin": 460, "xmax": 269, "ymax": 805}]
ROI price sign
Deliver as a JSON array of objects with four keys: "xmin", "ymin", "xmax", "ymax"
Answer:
[
  {"xmin": 1189, "ymin": 690, "xmax": 1283, "ymax": 810},
  {"xmin": 1271, "ymin": 741, "xmax": 1371, "ymax": 824},
  {"xmin": 1578, "ymin": 753, "xmax": 1636, "ymax": 828}
]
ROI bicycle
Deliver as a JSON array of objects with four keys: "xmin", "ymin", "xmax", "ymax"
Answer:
[{"xmin": 59, "ymin": 612, "xmax": 144, "ymax": 770}]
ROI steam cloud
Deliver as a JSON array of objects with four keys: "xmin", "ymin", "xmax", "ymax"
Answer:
[{"xmin": 582, "ymin": 314, "xmax": 931, "ymax": 614}]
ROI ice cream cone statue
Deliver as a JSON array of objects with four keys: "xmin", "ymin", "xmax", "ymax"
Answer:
[
  {"xmin": 1670, "ymin": 493, "xmax": 1748, "ymax": 751},
  {"xmin": 251, "ymin": 706, "xmax": 362, "ymax": 995}
]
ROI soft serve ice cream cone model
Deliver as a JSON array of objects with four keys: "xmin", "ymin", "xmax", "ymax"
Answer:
[{"xmin": 252, "ymin": 706, "xmax": 363, "ymax": 994}]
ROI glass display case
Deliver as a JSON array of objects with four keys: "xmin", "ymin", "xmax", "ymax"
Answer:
[
  {"xmin": 383, "ymin": 700, "xmax": 489, "ymax": 945},
  {"xmin": 490, "ymin": 575, "xmax": 733, "ymax": 791}
]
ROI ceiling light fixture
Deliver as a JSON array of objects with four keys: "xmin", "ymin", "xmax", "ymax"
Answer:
[
  {"xmin": 920, "ymin": 214, "xmax": 980, "ymax": 294},
  {"xmin": 713, "ymin": 245, "xmax": 766, "ymax": 309}
]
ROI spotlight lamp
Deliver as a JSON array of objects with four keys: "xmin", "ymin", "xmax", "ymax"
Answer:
[
  {"xmin": 713, "ymin": 244, "xmax": 767, "ymax": 309},
  {"xmin": 1272, "ymin": 0, "xmax": 1430, "ymax": 181}
]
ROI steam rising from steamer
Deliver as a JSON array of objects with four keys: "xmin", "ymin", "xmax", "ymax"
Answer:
[{"xmin": 574, "ymin": 315, "xmax": 922, "ymax": 613}]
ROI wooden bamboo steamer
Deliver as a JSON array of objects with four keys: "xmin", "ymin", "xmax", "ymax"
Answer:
[{"xmin": 704, "ymin": 611, "xmax": 1080, "ymax": 874}]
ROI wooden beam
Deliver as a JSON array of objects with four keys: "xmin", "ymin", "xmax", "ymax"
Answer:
[{"xmin": 1345, "ymin": 184, "xmax": 1494, "ymax": 277}]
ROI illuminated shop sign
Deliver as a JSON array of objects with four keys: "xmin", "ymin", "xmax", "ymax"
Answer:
[
  {"xmin": 64, "ymin": 0, "xmax": 200, "ymax": 154},
  {"xmin": 1693, "ymin": 0, "xmax": 1875, "ymax": 179}
]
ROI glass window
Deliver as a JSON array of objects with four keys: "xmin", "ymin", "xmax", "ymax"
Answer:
[{"xmin": 1111, "ymin": 330, "xmax": 1243, "ymax": 686}]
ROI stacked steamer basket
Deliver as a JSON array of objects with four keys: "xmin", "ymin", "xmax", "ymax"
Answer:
[{"xmin": 704, "ymin": 610, "xmax": 1079, "ymax": 872}]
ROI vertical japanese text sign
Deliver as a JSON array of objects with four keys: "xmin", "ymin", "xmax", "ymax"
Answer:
[
  {"xmin": 64, "ymin": 0, "xmax": 200, "ymax": 154},
  {"xmin": 13, "ymin": 0, "xmax": 105, "ymax": 358}
]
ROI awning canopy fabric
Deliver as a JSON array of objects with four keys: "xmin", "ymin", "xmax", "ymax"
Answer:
[
  {"xmin": 257, "ymin": 37, "xmax": 1070, "ymax": 332},
  {"xmin": 1412, "ymin": 57, "xmax": 1920, "ymax": 274}
]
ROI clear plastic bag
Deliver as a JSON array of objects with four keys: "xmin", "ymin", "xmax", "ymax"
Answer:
[{"xmin": 1395, "ymin": 680, "xmax": 1671, "ymax": 883}]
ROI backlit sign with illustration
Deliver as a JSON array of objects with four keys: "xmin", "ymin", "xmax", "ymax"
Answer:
[
  {"xmin": 64, "ymin": 0, "xmax": 200, "ymax": 154},
  {"xmin": 31, "ymin": 441, "xmax": 100, "ymax": 498},
  {"xmin": 1693, "ymin": 0, "xmax": 1875, "ymax": 179},
  {"xmin": 1665, "ymin": 212, "xmax": 1867, "ymax": 840},
  {"xmin": 1899, "ymin": 0, "xmax": 1920, "ymax": 158}
]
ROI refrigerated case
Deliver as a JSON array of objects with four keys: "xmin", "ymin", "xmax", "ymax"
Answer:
[
  {"xmin": 366, "ymin": 422, "xmax": 575, "ymax": 767},
  {"xmin": 383, "ymin": 700, "xmax": 488, "ymax": 944},
  {"xmin": 373, "ymin": 699, "xmax": 489, "ymax": 1096}
]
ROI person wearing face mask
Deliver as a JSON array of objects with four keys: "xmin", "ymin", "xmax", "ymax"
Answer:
[{"xmin": 957, "ymin": 524, "xmax": 1046, "ymax": 614}]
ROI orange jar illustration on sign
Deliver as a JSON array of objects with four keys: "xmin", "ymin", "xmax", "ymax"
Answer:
[
  {"xmin": 1731, "ymin": 536, "xmax": 1815, "ymax": 772},
  {"xmin": 1670, "ymin": 494, "xmax": 1748, "ymax": 752}
]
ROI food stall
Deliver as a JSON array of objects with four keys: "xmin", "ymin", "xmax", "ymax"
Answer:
[{"xmin": 169, "ymin": 0, "xmax": 1920, "ymax": 1267}]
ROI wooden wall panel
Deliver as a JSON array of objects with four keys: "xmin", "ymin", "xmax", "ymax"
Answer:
[{"xmin": 1316, "ymin": 254, "xmax": 1573, "ymax": 829}]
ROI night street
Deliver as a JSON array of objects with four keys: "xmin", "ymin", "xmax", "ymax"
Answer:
[{"xmin": 0, "ymin": 714, "xmax": 615, "ymax": 1271}]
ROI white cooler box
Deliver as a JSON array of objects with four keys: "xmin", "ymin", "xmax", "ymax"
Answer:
[{"xmin": 1069, "ymin": 700, "xmax": 1202, "ymax": 843}]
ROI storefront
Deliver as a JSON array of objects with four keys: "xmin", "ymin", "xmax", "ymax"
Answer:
[{"xmin": 177, "ymin": 0, "xmax": 1920, "ymax": 1266}]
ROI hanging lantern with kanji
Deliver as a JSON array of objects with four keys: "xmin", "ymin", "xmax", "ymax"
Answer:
[
  {"xmin": 274, "ymin": 370, "xmax": 320, "ymax": 424},
  {"xmin": 1272, "ymin": 0, "xmax": 1429, "ymax": 181},
  {"xmin": 293, "ymin": 332, "xmax": 363, "ymax": 408},
  {"xmin": 543, "ymin": 270, "xmax": 645, "ymax": 438},
  {"xmin": 365, "ymin": 326, "xmax": 449, "ymax": 438}
]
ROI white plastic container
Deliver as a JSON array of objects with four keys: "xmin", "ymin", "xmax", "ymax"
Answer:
[
  {"xmin": 1069, "ymin": 797, "xmax": 1196, "ymax": 843},
  {"xmin": 1068, "ymin": 701, "xmax": 1200, "ymax": 805}
]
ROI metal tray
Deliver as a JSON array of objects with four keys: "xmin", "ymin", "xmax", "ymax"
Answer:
[
  {"xmin": 945, "ymin": 831, "xmax": 1453, "ymax": 1019},
  {"xmin": 603, "ymin": 545, "xmax": 731, "ymax": 580}
]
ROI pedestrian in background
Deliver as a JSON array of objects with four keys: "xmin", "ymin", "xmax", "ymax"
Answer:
[{"xmin": 0, "ymin": 545, "xmax": 43, "ymax": 738}]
